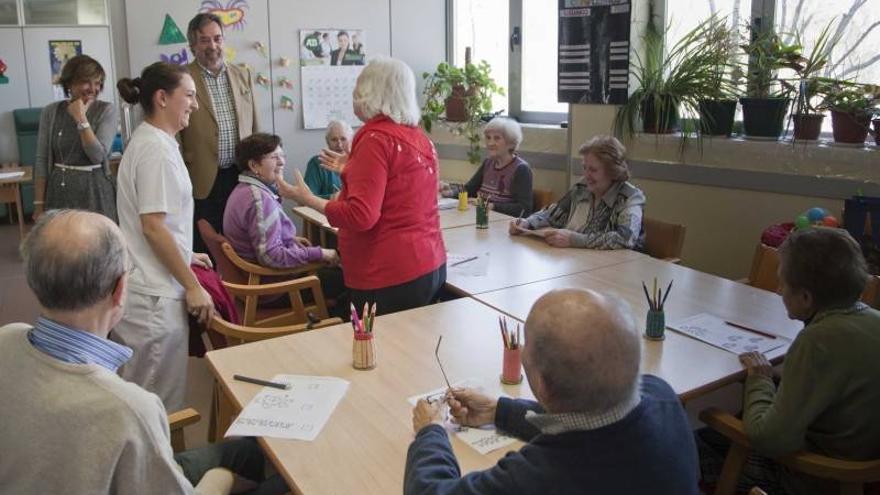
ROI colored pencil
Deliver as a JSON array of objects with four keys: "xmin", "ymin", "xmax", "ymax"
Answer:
[
  {"xmin": 642, "ymin": 281, "xmax": 654, "ymax": 310},
  {"xmin": 660, "ymin": 280, "xmax": 673, "ymax": 310},
  {"xmin": 725, "ymin": 321, "xmax": 777, "ymax": 339}
]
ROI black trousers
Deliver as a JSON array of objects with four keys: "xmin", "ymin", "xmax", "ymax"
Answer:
[
  {"xmin": 193, "ymin": 167, "xmax": 240, "ymax": 254},
  {"xmin": 349, "ymin": 264, "xmax": 447, "ymax": 317}
]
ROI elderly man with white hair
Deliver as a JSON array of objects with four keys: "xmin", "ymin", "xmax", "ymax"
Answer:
[
  {"xmin": 304, "ymin": 119, "xmax": 353, "ymax": 199},
  {"xmin": 404, "ymin": 289, "xmax": 699, "ymax": 495},
  {"xmin": 442, "ymin": 117, "xmax": 534, "ymax": 217}
]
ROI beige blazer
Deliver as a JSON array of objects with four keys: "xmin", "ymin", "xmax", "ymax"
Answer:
[{"xmin": 179, "ymin": 62, "xmax": 259, "ymax": 199}]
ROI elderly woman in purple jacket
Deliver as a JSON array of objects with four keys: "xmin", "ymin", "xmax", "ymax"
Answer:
[{"xmin": 223, "ymin": 134, "xmax": 345, "ymax": 305}]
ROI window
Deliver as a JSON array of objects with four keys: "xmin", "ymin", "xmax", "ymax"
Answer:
[
  {"xmin": 452, "ymin": 0, "xmax": 567, "ymax": 124},
  {"xmin": 23, "ymin": 0, "xmax": 106, "ymax": 25},
  {"xmin": 0, "ymin": 0, "xmax": 18, "ymax": 24}
]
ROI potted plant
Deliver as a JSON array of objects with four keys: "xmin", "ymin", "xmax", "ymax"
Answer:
[
  {"xmin": 823, "ymin": 80, "xmax": 879, "ymax": 144},
  {"xmin": 697, "ymin": 18, "xmax": 738, "ymax": 137},
  {"xmin": 421, "ymin": 51, "xmax": 505, "ymax": 164},
  {"xmin": 614, "ymin": 14, "xmax": 729, "ymax": 143},
  {"xmin": 739, "ymin": 25, "xmax": 802, "ymax": 139},
  {"xmin": 783, "ymin": 21, "xmax": 837, "ymax": 141}
]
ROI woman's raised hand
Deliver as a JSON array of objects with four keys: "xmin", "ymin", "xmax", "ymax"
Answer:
[
  {"xmin": 318, "ymin": 148, "xmax": 348, "ymax": 175},
  {"xmin": 277, "ymin": 169, "xmax": 313, "ymax": 204}
]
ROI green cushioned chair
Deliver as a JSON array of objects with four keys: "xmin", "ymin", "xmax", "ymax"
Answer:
[{"xmin": 5, "ymin": 107, "xmax": 43, "ymax": 218}]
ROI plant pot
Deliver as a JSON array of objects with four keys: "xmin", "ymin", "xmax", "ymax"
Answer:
[
  {"xmin": 873, "ymin": 119, "xmax": 880, "ymax": 146},
  {"xmin": 830, "ymin": 110, "xmax": 871, "ymax": 144},
  {"xmin": 740, "ymin": 97, "xmax": 789, "ymax": 139},
  {"xmin": 792, "ymin": 113, "xmax": 825, "ymax": 141},
  {"xmin": 698, "ymin": 99, "xmax": 736, "ymax": 137},
  {"xmin": 445, "ymin": 85, "xmax": 479, "ymax": 122},
  {"xmin": 641, "ymin": 96, "xmax": 679, "ymax": 134}
]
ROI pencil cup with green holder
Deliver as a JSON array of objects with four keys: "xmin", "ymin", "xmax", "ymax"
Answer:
[
  {"xmin": 475, "ymin": 204, "xmax": 489, "ymax": 229},
  {"xmin": 644, "ymin": 309, "xmax": 666, "ymax": 341}
]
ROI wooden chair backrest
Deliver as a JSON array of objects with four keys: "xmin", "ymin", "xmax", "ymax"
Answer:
[
  {"xmin": 533, "ymin": 188, "xmax": 554, "ymax": 212},
  {"xmin": 196, "ymin": 219, "xmax": 248, "ymax": 285},
  {"xmin": 746, "ymin": 243, "xmax": 781, "ymax": 293},
  {"xmin": 643, "ymin": 217, "xmax": 687, "ymax": 263}
]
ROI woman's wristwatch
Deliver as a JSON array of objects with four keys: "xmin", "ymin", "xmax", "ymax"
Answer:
[{"xmin": 76, "ymin": 121, "xmax": 91, "ymax": 131}]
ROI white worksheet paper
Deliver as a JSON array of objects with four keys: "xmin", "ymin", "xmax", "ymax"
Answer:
[
  {"xmin": 0, "ymin": 171, "xmax": 25, "ymax": 180},
  {"xmin": 225, "ymin": 375, "xmax": 349, "ymax": 441},
  {"xmin": 408, "ymin": 379, "xmax": 517, "ymax": 455},
  {"xmin": 667, "ymin": 313, "xmax": 785, "ymax": 355},
  {"xmin": 438, "ymin": 197, "xmax": 459, "ymax": 210},
  {"xmin": 447, "ymin": 252, "xmax": 490, "ymax": 277}
]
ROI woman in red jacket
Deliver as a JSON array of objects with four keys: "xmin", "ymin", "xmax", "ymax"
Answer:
[{"xmin": 281, "ymin": 57, "xmax": 446, "ymax": 315}]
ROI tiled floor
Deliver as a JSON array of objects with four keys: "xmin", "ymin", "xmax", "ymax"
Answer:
[{"xmin": 0, "ymin": 222, "xmax": 213, "ymax": 449}]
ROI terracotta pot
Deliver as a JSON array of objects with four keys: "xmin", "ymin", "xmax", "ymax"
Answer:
[
  {"xmin": 444, "ymin": 85, "xmax": 478, "ymax": 122},
  {"xmin": 873, "ymin": 119, "xmax": 880, "ymax": 146},
  {"xmin": 792, "ymin": 113, "xmax": 825, "ymax": 141},
  {"xmin": 830, "ymin": 110, "xmax": 871, "ymax": 144}
]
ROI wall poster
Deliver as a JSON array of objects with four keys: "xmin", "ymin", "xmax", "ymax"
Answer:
[
  {"xmin": 557, "ymin": 0, "xmax": 630, "ymax": 104},
  {"xmin": 49, "ymin": 40, "xmax": 82, "ymax": 100},
  {"xmin": 299, "ymin": 29, "xmax": 366, "ymax": 130}
]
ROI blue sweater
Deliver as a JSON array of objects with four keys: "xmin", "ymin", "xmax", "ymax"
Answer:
[{"xmin": 404, "ymin": 375, "xmax": 698, "ymax": 495}]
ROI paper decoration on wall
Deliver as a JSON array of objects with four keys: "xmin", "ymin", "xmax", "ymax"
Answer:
[
  {"xmin": 49, "ymin": 40, "xmax": 82, "ymax": 100},
  {"xmin": 254, "ymin": 41, "xmax": 268, "ymax": 58},
  {"xmin": 279, "ymin": 56, "xmax": 290, "ymax": 67},
  {"xmin": 159, "ymin": 14, "xmax": 187, "ymax": 45},
  {"xmin": 299, "ymin": 29, "xmax": 366, "ymax": 129},
  {"xmin": 224, "ymin": 46, "xmax": 237, "ymax": 64},
  {"xmin": 255, "ymin": 73, "xmax": 270, "ymax": 88},
  {"xmin": 280, "ymin": 96, "xmax": 294, "ymax": 110},
  {"xmin": 278, "ymin": 76, "xmax": 293, "ymax": 89},
  {"xmin": 0, "ymin": 59, "xmax": 8, "ymax": 85},
  {"xmin": 237, "ymin": 62, "xmax": 253, "ymax": 73},
  {"xmin": 159, "ymin": 48, "xmax": 189, "ymax": 65},
  {"xmin": 200, "ymin": 0, "xmax": 249, "ymax": 30}
]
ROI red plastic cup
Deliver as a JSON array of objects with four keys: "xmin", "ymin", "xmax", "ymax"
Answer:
[{"xmin": 501, "ymin": 347, "xmax": 522, "ymax": 384}]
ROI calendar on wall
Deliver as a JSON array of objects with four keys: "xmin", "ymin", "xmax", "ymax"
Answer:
[
  {"xmin": 299, "ymin": 29, "xmax": 366, "ymax": 129},
  {"xmin": 557, "ymin": 0, "xmax": 631, "ymax": 105}
]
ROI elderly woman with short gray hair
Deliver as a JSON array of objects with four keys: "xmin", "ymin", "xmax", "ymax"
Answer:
[
  {"xmin": 442, "ymin": 117, "xmax": 534, "ymax": 217},
  {"xmin": 304, "ymin": 120, "xmax": 353, "ymax": 199},
  {"xmin": 280, "ymin": 57, "xmax": 446, "ymax": 315}
]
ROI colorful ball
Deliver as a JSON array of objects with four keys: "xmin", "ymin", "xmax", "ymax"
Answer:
[
  {"xmin": 822, "ymin": 215, "xmax": 839, "ymax": 227},
  {"xmin": 806, "ymin": 207, "xmax": 827, "ymax": 223},
  {"xmin": 795, "ymin": 215, "xmax": 811, "ymax": 229}
]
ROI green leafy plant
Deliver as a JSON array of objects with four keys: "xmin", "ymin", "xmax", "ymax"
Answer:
[
  {"xmin": 614, "ymin": 12, "xmax": 733, "ymax": 147},
  {"xmin": 421, "ymin": 58, "xmax": 505, "ymax": 164},
  {"xmin": 824, "ymin": 81, "xmax": 880, "ymax": 117},
  {"xmin": 784, "ymin": 20, "xmax": 838, "ymax": 115},
  {"xmin": 740, "ymin": 26, "xmax": 802, "ymax": 99}
]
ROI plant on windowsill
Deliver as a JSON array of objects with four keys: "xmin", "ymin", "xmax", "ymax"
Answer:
[
  {"xmin": 783, "ymin": 20, "xmax": 838, "ymax": 142},
  {"xmin": 822, "ymin": 80, "xmax": 880, "ymax": 144},
  {"xmin": 613, "ymin": 11, "xmax": 732, "ymax": 151},
  {"xmin": 421, "ymin": 49, "xmax": 505, "ymax": 164},
  {"xmin": 697, "ymin": 17, "xmax": 739, "ymax": 137},
  {"xmin": 738, "ymin": 24, "xmax": 802, "ymax": 140}
]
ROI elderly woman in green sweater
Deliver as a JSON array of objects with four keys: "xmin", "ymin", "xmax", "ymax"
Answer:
[
  {"xmin": 698, "ymin": 227, "xmax": 880, "ymax": 495},
  {"xmin": 303, "ymin": 119, "xmax": 352, "ymax": 199}
]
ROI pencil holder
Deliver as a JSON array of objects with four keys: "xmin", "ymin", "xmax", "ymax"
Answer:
[
  {"xmin": 457, "ymin": 191, "xmax": 468, "ymax": 211},
  {"xmin": 501, "ymin": 347, "xmax": 523, "ymax": 384},
  {"xmin": 644, "ymin": 309, "xmax": 666, "ymax": 341},
  {"xmin": 352, "ymin": 333, "xmax": 377, "ymax": 370},
  {"xmin": 475, "ymin": 203, "xmax": 489, "ymax": 229}
]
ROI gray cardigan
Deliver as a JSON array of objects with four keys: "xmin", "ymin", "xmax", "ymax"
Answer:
[{"xmin": 35, "ymin": 99, "xmax": 118, "ymax": 178}]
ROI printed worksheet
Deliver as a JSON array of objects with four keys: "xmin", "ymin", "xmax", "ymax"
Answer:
[
  {"xmin": 408, "ymin": 379, "xmax": 518, "ymax": 455},
  {"xmin": 667, "ymin": 313, "xmax": 785, "ymax": 355},
  {"xmin": 225, "ymin": 374, "xmax": 349, "ymax": 441}
]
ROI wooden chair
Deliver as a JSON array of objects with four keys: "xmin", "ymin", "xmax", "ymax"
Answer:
[
  {"xmin": 533, "ymin": 188, "xmax": 554, "ymax": 212},
  {"xmin": 744, "ymin": 243, "xmax": 780, "ymax": 293},
  {"xmin": 643, "ymin": 217, "xmax": 687, "ymax": 264},
  {"xmin": 700, "ymin": 407, "xmax": 880, "ymax": 495},
  {"xmin": 196, "ymin": 219, "xmax": 329, "ymax": 327},
  {"xmin": 861, "ymin": 275, "xmax": 880, "ymax": 308},
  {"xmin": 168, "ymin": 407, "xmax": 201, "ymax": 453}
]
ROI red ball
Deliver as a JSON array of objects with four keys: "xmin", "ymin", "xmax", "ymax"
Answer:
[{"xmin": 822, "ymin": 215, "xmax": 839, "ymax": 227}]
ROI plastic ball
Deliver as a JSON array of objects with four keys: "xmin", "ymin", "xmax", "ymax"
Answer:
[
  {"xmin": 795, "ymin": 215, "xmax": 811, "ymax": 229},
  {"xmin": 806, "ymin": 207, "xmax": 827, "ymax": 223},
  {"xmin": 822, "ymin": 215, "xmax": 839, "ymax": 227}
]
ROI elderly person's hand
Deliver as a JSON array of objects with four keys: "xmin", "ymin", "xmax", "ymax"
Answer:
[
  {"xmin": 318, "ymin": 148, "xmax": 348, "ymax": 175},
  {"xmin": 277, "ymin": 170, "xmax": 314, "ymax": 205},
  {"xmin": 412, "ymin": 399, "xmax": 444, "ymax": 433},
  {"xmin": 191, "ymin": 252, "xmax": 213, "ymax": 269},
  {"xmin": 545, "ymin": 229, "xmax": 574, "ymax": 248},
  {"xmin": 448, "ymin": 388, "xmax": 497, "ymax": 427},
  {"xmin": 739, "ymin": 351, "xmax": 773, "ymax": 379},
  {"xmin": 321, "ymin": 248, "xmax": 340, "ymax": 266},
  {"xmin": 508, "ymin": 218, "xmax": 527, "ymax": 236}
]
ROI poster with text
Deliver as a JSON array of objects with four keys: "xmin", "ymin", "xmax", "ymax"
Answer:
[
  {"xmin": 49, "ymin": 40, "xmax": 82, "ymax": 100},
  {"xmin": 299, "ymin": 29, "xmax": 365, "ymax": 129},
  {"xmin": 558, "ymin": 0, "xmax": 630, "ymax": 104}
]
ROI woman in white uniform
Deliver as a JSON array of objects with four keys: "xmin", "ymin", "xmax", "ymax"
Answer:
[{"xmin": 113, "ymin": 62, "xmax": 214, "ymax": 411}]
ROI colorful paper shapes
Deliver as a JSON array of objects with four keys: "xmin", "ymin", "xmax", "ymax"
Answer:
[
  {"xmin": 280, "ymin": 96, "xmax": 294, "ymax": 110},
  {"xmin": 254, "ymin": 41, "xmax": 268, "ymax": 57},
  {"xmin": 200, "ymin": 0, "xmax": 249, "ymax": 30},
  {"xmin": 224, "ymin": 46, "xmax": 237, "ymax": 64},
  {"xmin": 278, "ymin": 77, "xmax": 293, "ymax": 89},
  {"xmin": 159, "ymin": 14, "xmax": 187, "ymax": 45},
  {"xmin": 279, "ymin": 56, "xmax": 290, "ymax": 67},
  {"xmin": 159, "ymin": 48, "xmax": 189, "ymax": 65},
  {"xmin": 0, "ymin": 58, "xmax": 7, "ymax": 85},
  {"xmin": 255, "ymin": 73, "xmax": 270, "ymax": 88}
]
